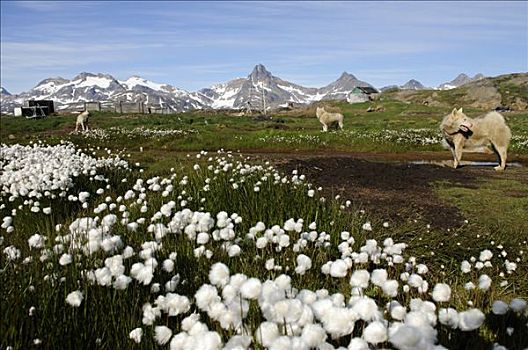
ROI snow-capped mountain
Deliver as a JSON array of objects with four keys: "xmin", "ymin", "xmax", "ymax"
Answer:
[
  {"xmin": 1, "ymin": 73, "xmax": 206, "ymax": 114},
  {"xmin": 198, "ymin": 64, "xmax": 373, "ymax": 110},
  {"xmin": 1, "ymin": 87, "xmax": 11, "ymax": 96},
  {"xmin": 0, "ymin": 65, "xmax": 375, "ymax": 114},
  {"xmin": 318, "ymin": 72, "xmax": 374, "ymax": 100},
  {"xmin": 438, "ymin": 73, "xmax": 485, "ymax": 90}
]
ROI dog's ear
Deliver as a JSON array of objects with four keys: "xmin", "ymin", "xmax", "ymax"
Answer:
[
  {"xmin": 458, "ymin": 108, "xmax": 463, "ymax": 114},
  {"xmin": 452, "ymin": 107, "xmax": 458, "ymax": 115}
]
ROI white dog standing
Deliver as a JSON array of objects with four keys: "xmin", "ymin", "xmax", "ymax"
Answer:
[
  {"xmin": 316, "ymin": 106, "xmax": 344, "ymax": 132},
  {"xmin": 75, "ymin": 111, "xmax": 90, "ymax": 131},
  {"xmin": 440, "ymin": 108, "xmax": 511, "ymax": 171}
]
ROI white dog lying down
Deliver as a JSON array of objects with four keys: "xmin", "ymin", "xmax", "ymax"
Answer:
[
  {"xmin": 440, "ymin": 108, "xmax": 511, "ymax": 171},
  {"xmin": 75, "ymin": 111, "xmax": 90, "ymax": 131},
  {"xmin": 316, "ymin": 106, "xmax": 344, "ymax": 132}
]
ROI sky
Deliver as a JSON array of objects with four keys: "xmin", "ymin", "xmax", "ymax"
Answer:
[{"xmin": 1, "ymin": 1, "xmax": 527, "ymax": 94}]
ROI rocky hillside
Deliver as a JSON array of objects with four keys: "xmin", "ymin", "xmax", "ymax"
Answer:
[
  {"xmin": 438, "ymin": 73, "xmax": 485, "ymax": 90},
  {"xmin": 384, "ymin": 73, "xmax": 528, "ymax": 111}
]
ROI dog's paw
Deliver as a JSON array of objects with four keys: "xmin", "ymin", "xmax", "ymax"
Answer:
[{"xmin": 494, "ymin": 165, "xmax": 505, "ymax": 171}]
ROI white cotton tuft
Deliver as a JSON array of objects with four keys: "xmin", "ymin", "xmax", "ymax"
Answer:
[
  {"xmin": 28, "ymin": 234, "xmax": 46, "ymax": 249},
  {"xmin": 491, "ymin": 300, "xmax": 508, "ymax": 315},
  {"xmin": 154, "ymin": 325, "xmax": 172, "ymax": 345},
  {"xmin": 113, "ymin": 275, "xmax": 132, "ymax": 290},
  {"xmin": 348, "ymin": 337, "xmax": 369, "ymax": 350},
  {"xmin": 65, "ymin": 290, "xmax": 83, "ymax": 307},
  {"xmin": 390, "ymin": 305, "xmax": 407, "ymax": 321},
  {"xmin": 301, "ymin": 324, "xmax": 327, "ymax": 348},
  {"xmin": 381, "ymin": 280, "xmax": 399, "ymax": 297},
  {"xmin": 163, "ymin": 259, "xmax": 175, "ymax": 273},
  {"xmin": 95, "ymin": 267, "xmax": 112, "ymax": 286},
  {"xmin": 352, "ymin": 297, "xmax": 380, "ymax": 322},
  {"xmin": 129, "ymin": 328, "xmax": 143, "ymax": 343},
  {"xmin": 224, "ymin": 335, "xmax": 252, "ymax": 350},
  {"xmin": 240, "ymin": 278, "xmax": 262, "ymax": 300},
  {"xmin": 59, "ymin": 253, "xmax": 72, "ymax": 266},
  {"xmin": 432, "ymin": 283, "xmax": 451, "ymax": 303},
  {"xmin": 255, "ymin": 322, "xmax": 279, "ymax": 347},
  {"xmin": 350, "ymin": 270, "xmax": 370, "ymax": 289},
  {"xmin": 439, "ymin": 308, "xmax": 459, "ymax": 328},
  {"xmin": 408, "ymin": 274, "xmax": 423, "ymax": 288},
  {"xmin": 363, "ymin": 321, "xmax": 387, "ymax": 344},
  {"xmin": 195, "ymin": 284, "xmax": 219, "ymax": 311},
  {"xmin": 370, "ymin": 269, "xmax": 388, "ymax": 287},
  {"xmin": 362, "ymin": 222, "xmax": 372, "ymax": 231},
  {"xmin": 209, "ymin": 262, "xmax": 230, "ymax": 287},
  {"xmin": 478, "ymin": 274, "xmax": 492, "ymax": 291},
  {"xmin": 479, "ymin": 249, "xmax": 493, "ymax": 261},
  {"xmin": 295, "ymin": 254, "xmax": 312, "ymax": 275},
  {"xmin": 461, "ymin": 260, "xmax": 471, "ymax": 273},
  {"xmin": 227, "ymin": 244, "xmax": 241, "ymax": 257},
  {"xmin": 510, "ymin": 298, "xmax": 527, "ymax": 313},
  {"xmin": 389, "ymin": 325, "xmax": 423, "ymax": 349},
  {"xmin": 329, "ymin": 259, "xmax": 348, "ymax": 277},
  {"xmin": 458, "ymin": 308, "xmax": 485, "ymax": 331}
]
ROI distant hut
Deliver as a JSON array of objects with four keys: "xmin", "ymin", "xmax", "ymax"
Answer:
[{"xmin": 347, "ymin": 86, "xmax": 379, "ymax": 104}]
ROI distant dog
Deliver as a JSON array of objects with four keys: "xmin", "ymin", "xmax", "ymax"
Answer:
[
  {"xmin": 75, "ymin": 111, "xmax": 90, "ymax": 131},
  {"xmin": 316, "ymin": 106, "xmax": 344, "ymax": 132},
  {"xmin": 440, "ymin": 108, "xmax": 511, "ymax": 171}
]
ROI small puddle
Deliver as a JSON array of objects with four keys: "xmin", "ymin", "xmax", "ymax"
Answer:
[{"xmin": 409, "ymin": 160, "xmax": 523, "ymax": 168}]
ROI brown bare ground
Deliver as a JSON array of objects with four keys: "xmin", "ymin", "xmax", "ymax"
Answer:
[{"xmin": 250, "ymin": 151, "xmax": 528, "ymax": 229}]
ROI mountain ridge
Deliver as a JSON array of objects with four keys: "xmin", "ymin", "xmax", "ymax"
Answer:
[{"xmin": 0, "ymin": 64, "xmax": 376, "ymax": 114}]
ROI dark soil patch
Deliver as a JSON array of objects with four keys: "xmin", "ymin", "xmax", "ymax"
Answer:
[{"xmin": 278, "ymin": 156, "xmax": 478, "ymax": 229}]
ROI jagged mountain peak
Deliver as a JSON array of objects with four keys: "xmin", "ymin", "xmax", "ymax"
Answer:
[
  {"xmin": 338, "ymin": 72, "xmax": 358, "ymax": 81},
  {"xmin": 401, "ymin": 79, "xmax": 425, "ymax": 90},
  {"xmin": 35, "ymin": 76, "xmax": 69, "ymax": 87},
  {"xmin": 439, "ymin": 73, "xmax": 486, "ymax": 90},
  {"xmin": 249, "ymin": 64, "xmax": 273, "ymax": 82},
  {"xmin": 73, "ymin": 72, "xmax": 116, "ymax": 82},
  {"xmin": 1, "ymin": 87, "xmax": 11, "ymax": 96}
]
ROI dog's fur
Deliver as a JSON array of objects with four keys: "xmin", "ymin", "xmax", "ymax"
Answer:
[
  {"xmin": 75, "ymin": 111, "xmax": 90, "ymax": 131},
  {"xmin": 440, "ymin": 108, "xmax": 511, "ymax": 171},
  {"xmin": 316, "ymin": 106, "xmax": 344, "ymax": 132}
]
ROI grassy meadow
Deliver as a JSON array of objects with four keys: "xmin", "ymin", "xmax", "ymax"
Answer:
[{"xmin": 1, "ymin": 97, "xmax": 527, "ymax": 349}]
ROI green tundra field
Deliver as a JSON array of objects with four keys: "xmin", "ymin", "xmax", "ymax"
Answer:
[{"xmin": 1, "ymin": 95, "xmax": 527, "ymax": 349}]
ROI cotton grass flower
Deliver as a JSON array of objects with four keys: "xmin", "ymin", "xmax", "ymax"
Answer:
[
  {"xmin": 432, "ymin": 283, "xmax": 451, "ymax": 303},
  {"xmin": 439, "ymin": 308, "xmax": 459, "ymax": 328},
  {"xmin": 370, "ymin": 269, "xmax": 388, "ymax": 287},
  {"xmin": 458, "ymin": 309, "xmax": 485, "ymax": 331},
  {"xmin": 350, "ymin": 270, "xmax": 370, "ymax": 289},
  {"xmin": 240, "ymin": 278, "xmax": 262, "ymax": 300},
  {"xmin": 491, "ymin": 300, "xmax": 509, "ymax": 315},
  {"xmin": 59, "ymin": 253, "xmax": 72, "ymax": 266},
  {"xmin": 461, "ymin": 260, "xmax": 471, "ymax": 273},
  {"xmin": 209, "ymin": 263, "xmax": 230, "ymax": 287},
  {"xmin": 363, "ymin": 321, "xmax": 387, "ymax": 344},
  {"xmin": 329, "ymin": 259, "xmax": 348, "ymax": 278},
  {"xmin": 255, "ymin": 322, "xmax": 279, "ymax": 347},
  {"xmin": 478, "ymin": 274, "xmax": 492, "ymax": 291},
  {"xmin": 65, "ymin": 290, "xmax": 83, "ymax": 307},
  {"xmin": 28, "ymin": 234, "xmax": 46, "ymax": 249},
  {"xmin": 154, "ymin": 326, "xmax": 172, "ymax": 345},
  {"xmin": 129, "ymin": 328, "xmax": 143, "ymax": 343},
  {"xmin": 510, "ymin": 298, "xmax": 527, "ymax": 313},
  {"xmin": 113, "ymin": 275, "xmax": 132, "ymax": 290}
]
